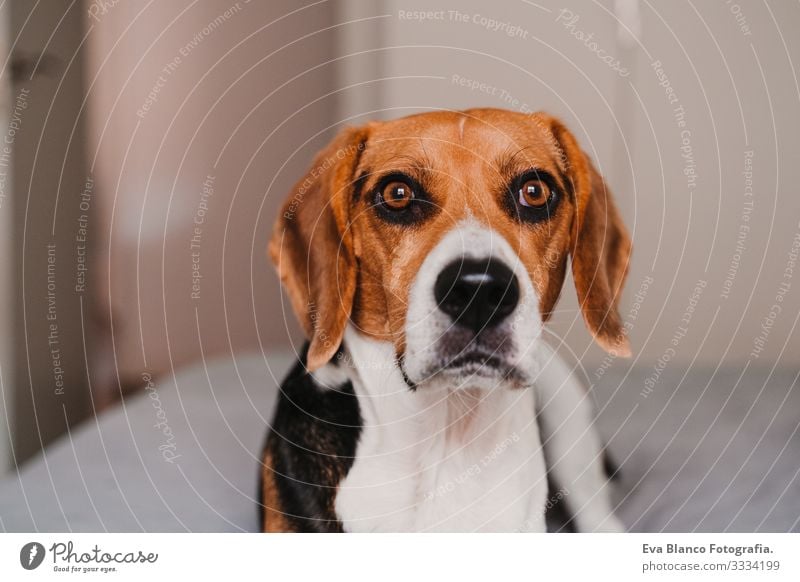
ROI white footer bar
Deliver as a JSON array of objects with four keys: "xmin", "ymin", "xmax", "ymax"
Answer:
[{"xmin": 1, "ymin": 533, "xmax": 798, "ymax": 581}]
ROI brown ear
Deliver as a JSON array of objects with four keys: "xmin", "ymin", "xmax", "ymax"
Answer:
[
  {"xmin": 550, "ymin": 118, "xmax": 632, "ymax": 357},
  {"xmin": 268, "ymin": 126, "xmax": 369, "ymax": 370}
]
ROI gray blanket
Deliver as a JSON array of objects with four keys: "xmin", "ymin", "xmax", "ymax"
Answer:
[{"xmin": 1, "ymin": 353, "xmax": 797, "ymax": 532}]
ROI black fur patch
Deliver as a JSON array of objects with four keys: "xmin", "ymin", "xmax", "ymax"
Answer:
[{"xmin": 261, "ymin": 345, "xmax": 362, "ymax": 532}]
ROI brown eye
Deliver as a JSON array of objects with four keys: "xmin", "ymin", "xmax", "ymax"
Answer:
[
  {"xmin": 381, "ymin": 181, "xmax": 414, "ymax": 210},
  {"xmin": 518, "ymin": 179, "xmax": 550, "ymax": 208}
]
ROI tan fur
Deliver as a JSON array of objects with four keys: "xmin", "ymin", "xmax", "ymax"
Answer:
[
  {"xmin": 261, "ymin": 449, "xmax": 293, "ymax": 532},
  {"xmin": 270, "ymin": 109, "xmax": 632, "ymax": 369},
  {"xmin": 269, "ymin": 127, "xmax": 369, "ymax": 370}
]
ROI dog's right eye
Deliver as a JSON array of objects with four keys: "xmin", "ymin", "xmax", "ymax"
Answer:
[
  {"xmin": 380, "ymin": 181, "xmax": 415, "ymax": 210},
  {"xmin": 372, "ymin": 173, "xmax": 436, "ymax": 225}
]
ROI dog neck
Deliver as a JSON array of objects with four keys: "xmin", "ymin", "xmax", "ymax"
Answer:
[
  {"xmin": 318, "ymin": 326, "xmax": 524, "ymax": 442},
  {"xmin": 325, "ymin": 326, "xmax": 546, "ymax": 532}
]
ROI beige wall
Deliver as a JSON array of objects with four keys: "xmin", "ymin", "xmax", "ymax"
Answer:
[
  {"xmin": 616, "ymin": 1, "xmax": 800, "ymax": 371},
  {"xmin": 86, "ymin": 0, "xmax": 339, "ymax": 388},
  {"xmin": 0, "ymin": 3, "xmax": 10, "ymax": 469},
  {"xmin": 10, "ymin": 2, "xmax": 92, "ymax": 462}
]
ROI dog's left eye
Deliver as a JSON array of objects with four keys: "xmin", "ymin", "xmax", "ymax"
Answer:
[
  {"xmin": 506, "ymin": 170, "xmax": 560, "ymax": 223},
  {"xmin": 518, "ymin": 179, "xmax": 550, "ymax": 208}
]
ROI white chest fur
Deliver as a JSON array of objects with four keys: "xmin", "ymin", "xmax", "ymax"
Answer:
[{"xmin": 332, "ymin": 329, "xmax": 548, "ymax": 532}]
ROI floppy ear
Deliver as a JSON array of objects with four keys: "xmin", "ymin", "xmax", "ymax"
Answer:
[
  {"xmin": 550, "ymin": 118, "xmax": 632, "ymax": 357},
  {"xmin": 269, "ymin": 126, "xmax": 369, "ymax": 371}
]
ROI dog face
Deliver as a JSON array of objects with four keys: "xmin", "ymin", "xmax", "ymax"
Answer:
[{"xmin": 270, "ymin": 109, "xmax": 631, "ymax": 387}]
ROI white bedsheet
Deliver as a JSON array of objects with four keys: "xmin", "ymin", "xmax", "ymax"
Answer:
[{"xmin": 1, "ymin": 352, "xmax": 797, "ymax": 532}]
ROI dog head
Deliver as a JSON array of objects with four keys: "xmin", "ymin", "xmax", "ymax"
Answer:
[{"xmin": 270, "ymin": 109, "xmax": 631, "ymax": 389}]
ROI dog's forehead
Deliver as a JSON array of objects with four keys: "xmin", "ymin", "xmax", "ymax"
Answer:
[{"xmin": 361, "ymin": 109, "xmax": 564, "ymax": 174}]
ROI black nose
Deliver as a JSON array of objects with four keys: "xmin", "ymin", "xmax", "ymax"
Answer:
[{"xmin": 434, "ymin": 258, "xmax": 519, "ymax": 333}]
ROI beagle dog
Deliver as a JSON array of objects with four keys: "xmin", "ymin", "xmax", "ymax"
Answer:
[{"xmin": 261, "ymin": 108, "xmax": 631, "ymax": 532}]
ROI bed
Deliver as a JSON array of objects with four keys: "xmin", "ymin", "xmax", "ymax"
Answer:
[{"xmin": 1, "ymin": 352, "xmax": 797, "ymax": 532}]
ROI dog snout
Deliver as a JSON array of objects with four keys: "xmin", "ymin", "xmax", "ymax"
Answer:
[{"xmin": 434, "ymin": 258, "xmax": 519, "ymax": 333}]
